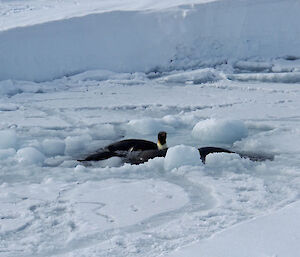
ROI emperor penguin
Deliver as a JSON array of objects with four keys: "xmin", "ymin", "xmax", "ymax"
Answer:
[{"xmin": 79, "ymin": 131, "xmax": 168, "ymax": 162}]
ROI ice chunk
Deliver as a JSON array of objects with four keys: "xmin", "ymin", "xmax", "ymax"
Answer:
[
  {"xmin": 16, "ymin": 147, "xmax": 45, "ymax": 165},
  {"xmin": 205, "ymin": 152, "xmax": 243, "ymax": 167},
  {"xmin": 164, "ymin": 145, "xmax": 202, "ymax": 171},
  {"xmin": 127, "ymin": 118, "xmax": 172, "ymax": 135},
  {"xmin": 0, "ymin": 148, "xmax": 16, "ymax": 160},
  {"xmin": 42, "ymin": 139, "xmax": 66, "ymax": 156},
  {"xmin": 192, "ymin": 119, "xmax": 248, "ymax": 144},
  {"xmin": 89, "ymin": 124, "xmax": 117, "ymax": 140},
  {"xmin": 64, "ymin": 135, "xmax": 92, "ymax": 155},
  {"xmin": 0, "ymin": 130, "xmax": 18, "ymax": 149}
]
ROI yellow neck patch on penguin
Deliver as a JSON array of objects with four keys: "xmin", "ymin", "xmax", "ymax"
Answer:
[{"xmin": 157, "ymin": 141, "xmax": 167, "ymax": 150}]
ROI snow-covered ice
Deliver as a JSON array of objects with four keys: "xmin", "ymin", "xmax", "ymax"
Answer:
[
  {"xmin": 1, "ymin": 0, "xmax": 300, "ymax": 256},
  {"xmin": 0, "ymin": 0, "xmax": 217, "ymax": 30}
]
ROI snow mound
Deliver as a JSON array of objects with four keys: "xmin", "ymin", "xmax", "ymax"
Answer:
[
  {"xmin": 127, "ymin": 118, "xmax": 173, "ymax": 135},
  {"xmin": 157, "ymin": 69, "xmax": 223, "ymax": 84},
  {"xmin": 0, "ymin": 130, "xmax": 18, "ymax": 149},
  {"xmin": 16, "ymin": 147, "xmax": 45, "ymax": 166},
  {"xmin": 192, "ymin": 119, "xmax": 248, "ymax": 144},
  {"xmin": 0, "ymin": 80, "xmax": 45, "ymax": 96},
  {"xmin": 205, "ymin": 152, "xmax": 248, "ymax": 169},
  {"xmin": 42, "ymin": 139, "xmax": 66, "ymax": 157},
  {"xmin": 164, "ymin": 145, "xmax": 202, "ymax": 171},
  {"xmin": 228, "ymin": 72, "xmax": 300, "ymax": 83},
  {"xmin": 0, "ymin": 103, "xmax": 19, "ymax": 111}
]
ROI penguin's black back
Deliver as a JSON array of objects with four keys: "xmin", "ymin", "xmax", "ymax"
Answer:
[
  {"xmin": 106, "ymin": 139, "xmax": 157, "ymax": 152},
  {"xmin": 79, "ymin": 139, "xmax": 158, "ymax": 162}
]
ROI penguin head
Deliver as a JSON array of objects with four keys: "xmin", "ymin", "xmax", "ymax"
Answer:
[{"xmin": 157, "ymin": 131, "xmax": 167, "ymax": 150}]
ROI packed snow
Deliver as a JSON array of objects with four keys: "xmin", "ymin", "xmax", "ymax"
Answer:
[
  {"xmin": 166, "ymin": 201, "xmax": 300, "ymax": 257},
  {"xmin": 1, "ymin": 0, "xmax": 300, "ymax": 257}
]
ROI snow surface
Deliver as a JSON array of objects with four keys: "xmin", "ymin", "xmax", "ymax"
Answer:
[
  {"xmin": 1, "ymin": 0, "xmax": 300, "ymax": 256},
  {"xmin": 1, "ymin": 65, "xmax": 300, "ymax": 256}
]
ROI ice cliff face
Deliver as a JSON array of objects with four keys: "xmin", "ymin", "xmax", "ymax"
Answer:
[{"xmin": 1, "ymin": 0, "xmax": 300, "ymax": 81}]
